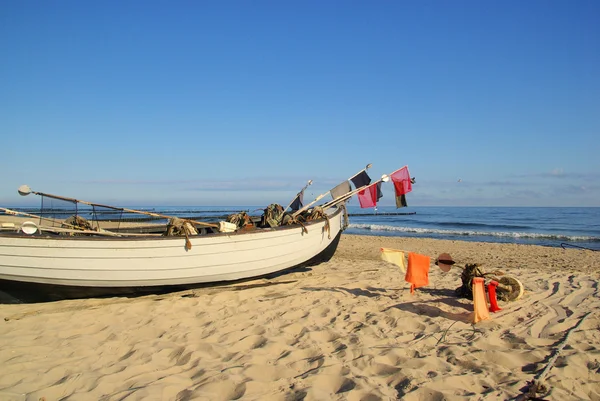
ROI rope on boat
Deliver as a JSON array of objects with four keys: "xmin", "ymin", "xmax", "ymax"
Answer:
[
  {"xmin": 226, "ymin": 211, "xmax": 254, "ymax": 230},
  {"xmin": 305, "ymin": 206, "xmax": 330, "ymax": 239},
  {"xmin": 165, "ymin": 218, "xmax": 197, "ymax": 250},
  {"xmin": 282, "ymin": 213, "xmax": 308, "ymax": 234}
]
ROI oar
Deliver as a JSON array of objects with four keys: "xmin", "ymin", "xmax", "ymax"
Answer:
[
  {"xmin": 17, "ymin": 185, "xmax": 220, "ymax": 229},
  {"xmin": 292, "ymin": 164, "xmax": 372, "ymax": 217},
  {"xmin": 0, "ymin": 207, "xmax": 121, "ymax": 236},
  {"xmin": 282, "ymin": 180, "xmax": 312, "ymax": 213}
]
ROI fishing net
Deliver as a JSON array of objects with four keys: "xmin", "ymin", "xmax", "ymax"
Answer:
[
  {"xmin": 455, "ymin": 263, "xmax": 485, "ymax": 300},
  {"xmin": 259, "ymin": 204, "xmax": 309, "ymax": 233},
  {"xmin": 261, "ymin": 204, "xmax": 284, "ymax": 228},
  {"xmin": 39, "ymin": 195, "xmax": 124, "ymax": 232},
  {"xmin": 164, "ymin": 217, "xmax": 197, "ymax": 250},
  {"xmin": 165, "ymin": 217, "xmax": 198, "ymax": 237},
  {"xmin": 227, "ymin": 211, "xmax": 254, "ymax": 229},
  {"xmin": 62, "ymin": 215, "xmax": 94, "ymax": 231}
]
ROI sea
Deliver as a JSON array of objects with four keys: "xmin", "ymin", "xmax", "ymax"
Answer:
[
  {"xmin": 344, "ymin": 206, "xmax": 600, "ymax": 250},
  {"xmin": 155, "ymin": 205, "xmax": 600, "ymax": 250},
  {"xmin": 4, "ymin": 205, "xmax": 600, "ymax": 250}
]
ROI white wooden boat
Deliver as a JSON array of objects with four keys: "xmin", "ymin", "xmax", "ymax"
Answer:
[
  {"xmin": 0, "ymin": 164, "xmax": 413, "ymax": 292},
  {"xmin": 0, "ymin": 206, "xmax": 347, "ymax": 287}
]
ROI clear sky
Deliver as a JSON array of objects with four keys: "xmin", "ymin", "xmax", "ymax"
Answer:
[{"xmin": 1, "ymin": 1, "xmax": 598, "ymax": 207}]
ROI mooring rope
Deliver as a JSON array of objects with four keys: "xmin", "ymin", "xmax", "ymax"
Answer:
[
  {"xmin": 518, "ymin": 311, "xmax": 593, "ymax": 400},
  {"xmin": 560, "ymin": 243, "xmax": 598, "ymax": 252}
]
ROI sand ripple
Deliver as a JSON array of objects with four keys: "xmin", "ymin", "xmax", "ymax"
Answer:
[{"xmin": 1, "ymin": 235, "xmax": 599, "ymax": 400}]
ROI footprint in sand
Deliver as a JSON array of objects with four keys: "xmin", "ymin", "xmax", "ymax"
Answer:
[
  {"xmin": 531, "ymin": 278, "xmax": 596, "ymax": 339},
  {"xmin": 182, "ymin": 380, "xmax": 246, "ymax": 401}
]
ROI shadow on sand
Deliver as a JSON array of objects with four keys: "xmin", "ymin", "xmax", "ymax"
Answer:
[
  {"xmin": 0, "ymin": 266, "xmax": 313, "ymax": 304},
  {"xmin": 301, "ymin": 286, "xmax": 392, "ymax": 299},
  {"xmin": 0, "ymin": 228, "xmax": 343, "ymax": 304},
  {"xmin": 385, "ymin": 296, "xmax": 473, "ymax": 323}
]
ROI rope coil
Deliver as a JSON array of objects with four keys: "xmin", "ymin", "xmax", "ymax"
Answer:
[{"xmin": 165, "ymin": 218, "xmax": 198, "ymax": 250}]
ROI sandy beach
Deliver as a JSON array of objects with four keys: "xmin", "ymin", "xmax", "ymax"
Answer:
[{"xmin": 1, "ymin": 234, "xmax": 599, "ymax": 400}]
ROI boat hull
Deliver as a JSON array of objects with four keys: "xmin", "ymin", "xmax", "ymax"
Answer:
[{"xmin": 0, "ymin": 207, "xmax": 345, "ymax": 287}]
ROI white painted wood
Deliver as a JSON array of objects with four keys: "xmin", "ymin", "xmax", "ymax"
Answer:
[{"xmin": 0, "ymin": 207, "xmax": 345, "ymax": 287}]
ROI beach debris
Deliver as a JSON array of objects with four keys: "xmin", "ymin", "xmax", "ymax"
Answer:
[{"xmin": 435, "ymin": 253, "xmax": 524, "ymax": 302}]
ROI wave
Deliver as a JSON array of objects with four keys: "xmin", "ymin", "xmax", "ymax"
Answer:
[
  {"xmin": 348, "ymin": 223, "xmax": 600, "ymax": 242},
  {"xmin": 419, "ymin": 221, "xmax": 532, "ymax": 230},
  {"xmin": 354, "ymin": 215, "xmax": 534, "ymax": 230}
]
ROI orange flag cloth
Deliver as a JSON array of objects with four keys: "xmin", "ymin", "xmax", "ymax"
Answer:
[
  {"xmin": 405, "ymin": 252, "xmax": 430, "ymax": 294},
  {"xmin": 472, "ymin": 277, "xmax": 491, "ymax": 323}
]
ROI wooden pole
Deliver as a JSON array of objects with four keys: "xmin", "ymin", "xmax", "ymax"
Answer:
[
  {"xmin": 320, "ymin": 183, "xmax": 369, "ymax": 210},
  {"xmin": 292, "ymin": 164, "xmax": 372, "ymax": 217},
  {"xmin": 349, "ymin": 163, "xmax": 373, "ymax": 180},
  {"xmin": 24, "ymin": 189, "xmax": 220, "ymax": 229},
  {"xmin": 291, "ymin": 192, "xmax": 330, "ymax": 217},
  {"xmin": 283, "ymin": 180, "xmax": 312, "ymax": 213},
  {"xmin": 0, "ymin": 207, "xmax": 121, "ymax": 236},
  {"xmin": 321, "ymin": 165, "xmax": 409, "ymax": 211}
]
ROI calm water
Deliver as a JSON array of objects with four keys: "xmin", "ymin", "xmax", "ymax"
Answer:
[
  {"xmin": 345, "ymin": 206, "xmax": 600, "ymax": 249},
  {"xmin": 5, "ymin": 205, "xmax": 600, "ymax": 250}
]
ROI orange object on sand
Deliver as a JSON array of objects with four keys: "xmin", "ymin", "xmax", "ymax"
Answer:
[
  {"xmin": 405, "ymin": 252, "xmax": 430, "ymax": 294},
  {"xmin": 473, "ymin": 277, "xmax": 491, "ymax": 323},
  {"xmin": 487, "ymin": 280, "xmax": 502, "ymax": 313}
]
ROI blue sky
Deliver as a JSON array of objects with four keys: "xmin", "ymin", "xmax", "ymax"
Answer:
[{"xmin": 1, "ymin": 1, "xmax": 598, "ymax": 207}]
